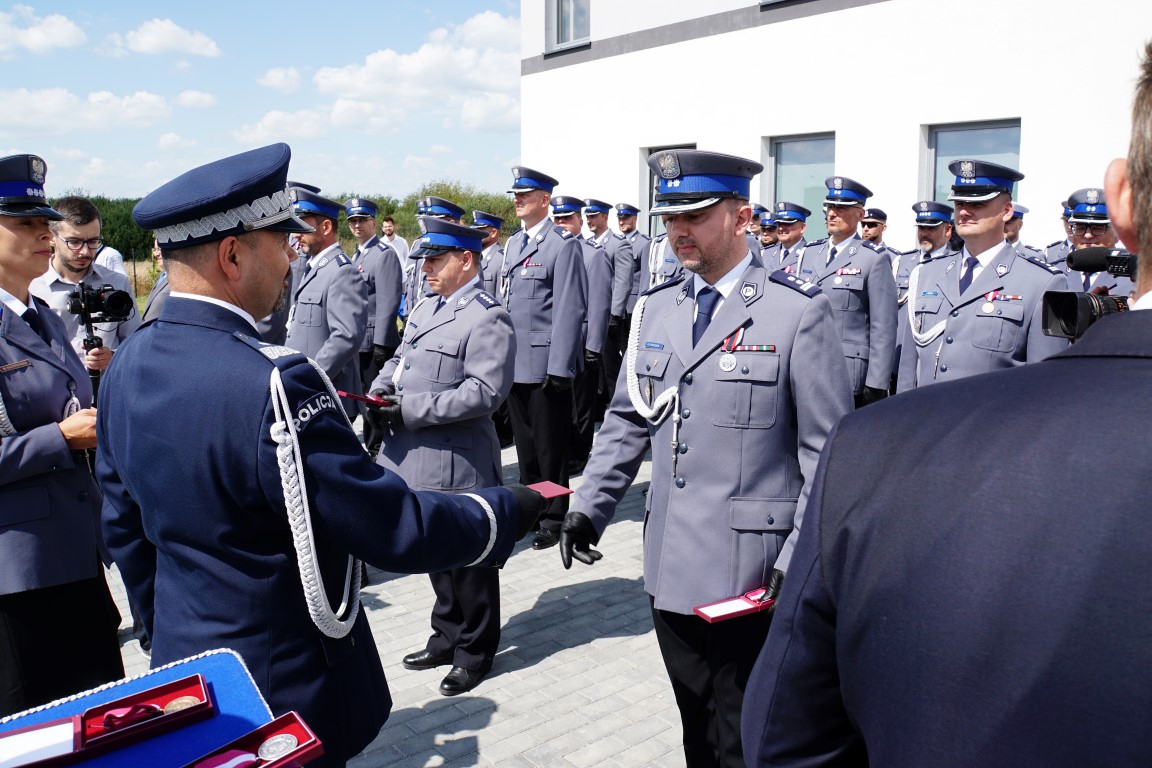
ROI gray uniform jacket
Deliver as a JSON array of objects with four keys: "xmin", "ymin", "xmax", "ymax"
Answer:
[
  {"xmin": 0, "ymin": 301, "xmax": 105, "ymax": 596},
  {"xmin": 1045, "ymin": 239, "xmax": 1072, "ymax": 267},
  {"xmin": 897, "ymin": 243, "xmax": 1068, "ymax": 392},
  {"xmin": 500, "ymin": 224, "xmax": 588, "ymax": 384},
  {"xmin": 581, "ymin": 239, "xmax": 613, "ymax": 355},
  {"xmin": 352, "ymin": 235, "xmax": 403, "ymax": 352},
  {"xmin": 638, "ymin": 235, "xmax": 683, "ymax": 291},
  {"xmin": 1064, "ymin": 267, "xmax": 1136, "ymax": 298},
  {"xmin": 763, "ymin": 239, "xmax": 808, "ymax": 274},
  {"xmin": 141, "ymin": 273, "xmax": 170, "ymax": 324},
  {"xmin": 31, "ymin": 263, "xmax": 142, "ymax": 359},
  {"xmin": 479, "ymin": 242, "xmax": 504, "ymax": 299},
  {"xmin": 624, "ymin": 231, "xmax": 651, "ymax": 313},
  {"xmin": 256, "ymin": 257, "xmax": 305, "ymax": 345},
  {"xmin": 372, "ymin": 285, "xmax": 514, "ymax": 492},
  {"xmin": 285, "ymin": 245, "xmax": 368, "ymax": 414},
  {"xmin": 601, "ymin": 232, "xmax": 636, "ymax": 318},
  {"xmin": 574, "ymin": 257, "xmax": 853, "ymax": 614},
  {"xmin": 804, "ymin": 235, "xmax": 898, "ymax": 394}
]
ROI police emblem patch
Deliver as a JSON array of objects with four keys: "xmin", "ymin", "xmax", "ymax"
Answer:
[
  {"xmin": 1086, "ymin": 189, "xmax": 1100, "ymax": 204},
  {"xmin": 740, "ymin": 282, "xmax": 756, "ymax": 300},
  {"xmin": 676, "ymin": 287, "xmax": 688, "ymax": 305},
  {"xmin": 960, "ymin": 161, "xmax": 975, "ymax": 178},
  {"xmin": 833, "ymin": 177, "xmax": 843, "ymax": 190},
  {"xmin": 656, "ymin": 152, "xmax": 680, "ymax": 179},
  {"xmin": 997, "ymin": 264, "xmax": 1008, "ymax": 276},
  {"xmin": 920, "ymin": 202, "xmax": 928, "ymax": 211},
  {"xmin": 29, "ymin": 157, "xmax": 45, "ymax": 184}
]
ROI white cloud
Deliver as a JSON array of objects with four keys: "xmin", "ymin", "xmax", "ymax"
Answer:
[
  {"xmin": 0, "ymin": 87, "xmax": 170, "ymax": 134},
  {"xmin": 258, "ymin": 67, "xmax": 301, "ymax": 94},
  {"xmin": 104, "ymin": 18, "xmax": 221, "ymax": 58},
  {"xmin": 0, "ymin": 6, "xmax": 85, "ymax": 59},
  {"xmin": 429, "ymin": 145, "xmax": 452, "ymax": 155},
  {"xmin": 157, "ymin": 132, "xmax": 196, "ymax": 150},
  {"xmin": 311, "ymin": 11, "xmax": 519, "ymax": 134},
  {"xmin": 177, "ymin": 90, "xmax": 216, "ymax": 108},
  {"xmin": 233, "ymin": 109, "xmax": 330, "ymax": 144}
]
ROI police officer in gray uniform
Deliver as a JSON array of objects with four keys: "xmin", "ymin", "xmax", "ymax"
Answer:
[
  {"xmin": 615, "ymin": 202, "xmax": 651, "ymax": 311},
  {"xmin": 762, "ymin": 202, "xmax": 810, "ymax": 273},
  {"xmin": 472, "ymin": 210, "xmax": 505, "ymax": 298},
  {"xmin": 1005, "ymin": 204, "xmax": 1043, "ymax": 257},
  {"xmin": 285, "ymin": 187, "xmax": 368, "ymax": 420},
  {"xmin": 587, "ymin": 198, "xmax": 633, "ymax": 406},
  {"xmin": 345, "ymin": 198, "xmax": 402, "ymax": 388},
  {"xmin": 1061, "ymin": 188, "xmax": 1136, "ymax": 297},
  {"xmin": 369, "ymin": 217, "xmax": 515, "ymax": 698},
  {"xmin": 1044, "ymin": 201, "xmax": 1075, "ymax": 266},
  {"xmin": 500, "ymin": 167, "xmax": 587, "ymax": 549},
  {"xmin": 799, "ymin": 177, "xmax": 898, "ymax": 407},
  {"xmin": 897, "ymin": 160, "xmax": 1068, "ymax": 392},
  {"xmin": 553, "ymin": 196, "xmax": 612, "ymax": 470},
  {"xmin": 402, "ymin": 196, "xmax": 464, "ymax": 323},
  {"xmin": 559, "ymin": 149, "xmax": 852, "ymax": 768}
]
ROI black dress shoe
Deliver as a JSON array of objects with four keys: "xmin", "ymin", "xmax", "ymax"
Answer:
[
  {"xmin": 439, "ymin": 666, "xmax": 487, "ymax": 696},
  {"xmin": 532, "ymin": 528, "xmax": 560, "ymax": 550},
  {"xmin": 402, "ymin": 649, "xmax": 450, "ymax": 671}
]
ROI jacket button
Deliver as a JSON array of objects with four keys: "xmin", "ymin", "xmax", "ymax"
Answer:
[
  {"xmin": 78, "ymin": 491, "xmax": 89, "ymax": 501},
  {"xmin": 646, "ymin": 364, "xmax": 652, "ymax": 371},
  {"xmin": 438, "ymin": 343, "xmax": 444, "ymax": 349},
  {"xmin": 398, "ymin": 384, "xmax": 405, "ymax": 391},
  {"xmin": 405, "ymin": 363, "xmax": 411, "ymax": 369},
  {"xmin": 684, "ymin": 372, "xmax": 693, "ymax": 384},
  {"xmin": 675, "ymin": 477, "xmax": 685, "ymax": 488},
  {"xmin": 681, "ymin": 408, "xmax": 691, "ymax": 418},
  {"xmin": 678, "ymin": 443, "xmax": 687, "ymax": 454},
  {"xmin": 946, "ymin": 336, "xmax": 953, "ymax": 344},
  {"xmin": 741, "ymin": 366, "xmax": 749, "ymax": 374},
  {"xmin": 951, "ymin": 310, "xmax": 959, "ymax": 317},
  {"xmin": 767, "ymin": 516, "xmax": 775, "ymax": 525},
  {"xmin": 940, "ymin": 365, "xmax": 948, "ymax": 373}
]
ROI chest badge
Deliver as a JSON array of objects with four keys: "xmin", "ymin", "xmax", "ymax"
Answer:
[{"xmin": 719, "ymin": 353, "xmax": 737, "ymax": 372}]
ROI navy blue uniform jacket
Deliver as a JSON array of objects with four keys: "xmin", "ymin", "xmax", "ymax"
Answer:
[
  {"xmin": 96, "ymin": 297, "xmax": 524, "ymax": 765},
  {"xmin": 742, "ymin": 309, "xmax": 1152, "ymax": 767}
]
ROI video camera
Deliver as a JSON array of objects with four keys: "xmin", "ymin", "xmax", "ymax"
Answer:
[
  {"xmin": 1042, "ymin": 247, "xmax": 1137, "ymax": 340},
  {"xmin": 67, "ymin": 282, "xmax": 134, "ymax": 327}
]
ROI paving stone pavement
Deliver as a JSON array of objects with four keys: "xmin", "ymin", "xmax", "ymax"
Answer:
[{"xmin": 107, "ymin": 440, "xmax": 690, "ymax": 768}]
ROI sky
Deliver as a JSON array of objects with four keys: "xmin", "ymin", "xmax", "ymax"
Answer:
[{"xmin": 0, "ymin": 1, "xmax": 522, "ymax": 201}]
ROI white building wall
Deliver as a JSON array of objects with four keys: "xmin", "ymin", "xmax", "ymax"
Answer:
[{"xmin": 521, "ymin": 0, "xmax": 1149, "ymax": 249}]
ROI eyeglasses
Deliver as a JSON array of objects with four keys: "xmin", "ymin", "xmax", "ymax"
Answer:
[
  {"xmin": 59, "ymin": 237, "xmax": 103, "ymax": 251},
  {"xmin": 1071, "ymin": 223, "xmax": 1110, "ymax": 236},
  {"xmin": 861, "ymin": 222, "xmax": 883, "ymax": 228}
]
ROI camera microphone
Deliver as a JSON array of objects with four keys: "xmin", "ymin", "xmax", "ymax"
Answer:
[{"xmin": 1066, "ymin": 247, "xmax": 1136, "ymax": 276}]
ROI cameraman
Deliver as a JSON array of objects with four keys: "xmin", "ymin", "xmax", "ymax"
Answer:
[{"xmin": 30, "ymin": 196, "xmax": 141, "ymax": 372}]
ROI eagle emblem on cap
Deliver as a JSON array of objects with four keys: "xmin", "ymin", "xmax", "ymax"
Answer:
[
  {"xmin": 833, "ymin": 178, "xmax": 843, "ymax": 190},
  {"xmin": 1086, "ymin": 189, "xmax": 1100, "ymax": 204},
  {"xmin": 656, "ymin": 152, "xmax": 680, "ymax": 179},
  {"xmin": 512, "ymin": 167, "xmax": 522, "ymax": 178},
  {"xmin": 919, "ymin": 202, "xmax": 928, "ymax": 211},
  {"xmin": 29, "ymin": 157, "xmax": 45, "ymax": 184},
  {"xmin": 418, "ymin": 219, "xmax": 430, "ymax": 234},
  {"xmin": 960, "ymin": 161, "xmax": 975, "ymax": 178}
]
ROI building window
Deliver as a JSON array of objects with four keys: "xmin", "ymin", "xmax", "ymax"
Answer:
[
  {"xmin": 548, "ymin": 0, "xmax": 590, "ymax": 52},
  {"xmin": 765, "ymin": 133, "xmax": 835, "ymax": 241},
  {"xmin": 646, "ymin": 143, "xmax": 696, "ymax": 237},
  {"xmin": 927, "ymin": 121, "xmax": 1021, "ymax": 203}
]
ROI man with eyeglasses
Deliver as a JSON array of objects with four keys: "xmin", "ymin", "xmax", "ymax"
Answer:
[
  {"xmin": 859, "ymin": 207, "xmax": 889, "ymax": 247},
  {"xmin": 31, "ymin": 196, "xmax": 141, "ymax": 372},
  {"xmin": 758, "ymin": 213, "xmax": 778, "ymax": 250},
  {"xmin": 1061, "ymin": 187, "xmax": 1135, "ymax": 297},
  {"xmin": 896, "ymin": 160, "xmax": 1066, "ymax": 393},
  {"xmin": 764, "ymin": 202, "xmax": 811, "ymax": 273}
]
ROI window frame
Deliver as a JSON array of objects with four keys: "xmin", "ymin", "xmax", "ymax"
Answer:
[
  {"xmin": 546, "ymin": 0, "xmax": 591, "ymax": 53},
  {"xmin": 922, "ymin": 119, "xmax": 1022, "ymax": 202}
]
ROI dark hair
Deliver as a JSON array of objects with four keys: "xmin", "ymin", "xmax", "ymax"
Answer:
[
  {"xmin": 381, "ymin": 215, "xmax": 395, "ymax": 224},
  {"xmin": 49, "ymin": 195, "xmax": 101, "ymax": 232},
  {"xmin": 1130, "ymin": 41, "xmax": 1152, "ymax": 257}
]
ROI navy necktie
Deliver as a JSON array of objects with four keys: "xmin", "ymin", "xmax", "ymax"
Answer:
[
  {"xmin": 827, "ymin": 246, "xmax": 838, "ymax": 267},
  {"xmin": 21, "ymin": 308, "xmax": 49, "ymax": 343},
  {"xmin": 692, "ymin": 287, "xmax": 720, "ymax": 346},
  {"xmin": 958, "ymin": 255, "xmax": 979, "ymax": 294}
]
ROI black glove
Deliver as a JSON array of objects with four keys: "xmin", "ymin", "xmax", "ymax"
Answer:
[
  {"xmin": 372, "ymin": 344, "xmax": 391, "ymax": 367},
  {"xmin": 762, "ymin": 568, "xmax": 785, "ymax": 614},
  {"xmin": 367, "ymin": 390, "xmax": 403, "ymax": 427},
  {"xmin": 560, "ymin": 510, "xmax": 603, "ymax": 569},
  {"xmin": 856, "ymin": 385, "xmax": 888, "ymax": 408},
  {"xmin": 584, "ymin": 350, "xmax": 602, "ymax": 366},
  {"xmin": 608, "ymin": 314, "xmax": 624, "ymax": 329},
  {"xmin": 543, "ymin": 374, "xmax": 572, "ymax": 392},
  {"xmin": 506, "ymin": 484, "xmax": 547, "ymax": 539}
]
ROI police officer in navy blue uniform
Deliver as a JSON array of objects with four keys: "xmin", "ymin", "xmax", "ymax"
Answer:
[
  {"xmin": 472, "ymin": 209, "xmax": 505, "ymax": 298},
  {"xmin": 559, "ymin": 149, "xmax": 852, "ymax": 768},
  {"xmin": 285, "ymin": 187, "xmax": 368, "ymax": 421},
  {"xmin": 0, "ymin": 154, "xmax": 123, "ymax": 716},
  {"xmin": 370, "ymin": 218, "xmax": 516, "ymax": 697},
  {"xmin": 897, "ymin": 160, "xmax": 1067, "ymax": 392},
  {"xmin": 1062, "ymin": 187, "xmax": 1136, "ymax": 296},
  {"xmin": 500, "ymin": 167, "xmax": 588, "ymax": 549},
  {"xmin": 763, "ymin": 202, "xmax": 811, "ymax": 273},
  {"xmin": 553, "ymin": 196, "xmax": 612, "ymax": 470},
  {"xmin": 96, "ymin": 144, "xmax": 545, "ymax": 768},
  {"xmin": 801, "ymin": 177, "xmax": 898, "ymax": 407}
]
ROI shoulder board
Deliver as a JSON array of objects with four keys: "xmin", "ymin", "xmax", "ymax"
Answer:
[
  {"xmin": 1046, "ymin": 239, "xmax": 1065, "ymax": 249},
  {"xmin": 900, "ymin": 248, "xmax": 920, "ymax": 256},
  {"xmin": 1023, "ymin": 244, "xmax": 1044, "ymax": 255},
  {"xmin": 334, "ymin": 254, "xmax": 351, "ymax": 266},
  {"xmin": 473, "ymin": 291, "xmax": 500, "ymax": 309},
  {"xmin": 1020, "ymin": 253, "xmax": 1063, "ymax": 274},
  {"xmin": 860, "ymin": 240, "xmax": 880, "ymax": 251},
  {"xmin": 232, "ymin": 332, "xmax": 310, "ymax": 367},
  {"xmin": 769, "ymin": 270, "xmax": 822, "ymax": 297},
  {"xmin": 558, "ymin": 228, "xmax": 574, "ymax": 239},
  {"xmin": 806, "ymin": 237, "xmax": 828, "ymax": 247},
  {"xmin": 611, "ymin": 232, "xmax": 625, "ymax": 241},
  {"xmin": 640, "ymin": 274, "xmax": 685, "ymax": 296}
]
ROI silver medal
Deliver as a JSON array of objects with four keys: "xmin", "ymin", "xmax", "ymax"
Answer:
[
  {"xmin": 719, "ymin": 353, "xmax": 737, "ymax": 372},
  {"xmin": 982, "ymin": 302, "xmax": 995, "ymax": 313}
]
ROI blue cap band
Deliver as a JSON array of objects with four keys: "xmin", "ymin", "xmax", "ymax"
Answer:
[
  {"xmin": 584, "ymin": 204, "xmax": 611, "ymax": 214},
  {"xmin": 953, "ymin": 175, "xmax": 1015, "ymax": 191},
  {"xmin": 425, "ymin": 204, "xmax": 458, "ymax": 216},
  {"xmin": 916, "ymin": 211, "xmax": 951, "ymax": 223},
  {"xmin": 512, "ymin": 177, "xmax": 548, "ymax": 191},
  {"xmin": 415, "ymin": 231, "xmax": 482, "ymax": 252},
  {"xmin": 294, "ymin": 199, "xmax": 341, "ymax": 219},
  {"xmin": 775, "ymin": 208, "xmax": 807, "ymax": 221},
  {"xmin": 658, "ymin": 173, "xmax": 750, "ymax": 198},
  {"xmin": 0, "ymin": 180, "xmax": 47, "ymax": 200},
  {"xmin": 825, "ymin": 188, "xmax": 866, "ymax": 203}
]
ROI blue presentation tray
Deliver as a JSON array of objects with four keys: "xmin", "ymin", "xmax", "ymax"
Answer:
[{"xmin": 0, "ymin": 649, "xmax": 272, "ymax": 767}]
